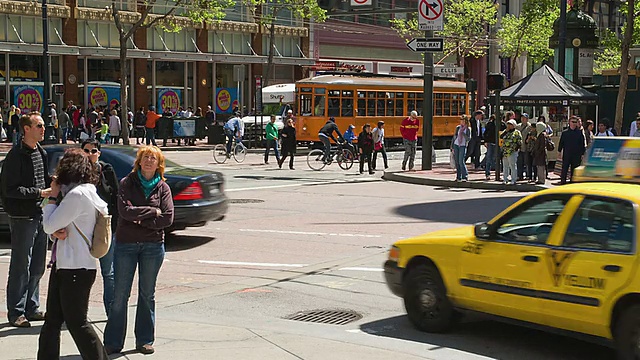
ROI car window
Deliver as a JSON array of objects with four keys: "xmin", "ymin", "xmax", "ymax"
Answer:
[
  {"xmin": 494, "ymin": 197, "xmax": 570, "ymax": 244},
  {"xmin": 48, "ymin": 152, "xmax": 65, "ymax": 174},
  {"xmin": 562, "ymin": 198, "xmax": 636, "ymax": 253}
]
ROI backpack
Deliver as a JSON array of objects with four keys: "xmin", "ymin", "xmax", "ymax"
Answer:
[
  {"xmin": 546, "ymin": 136, "xmax": 555, "ymax": 151},
  {"xmin": 74, "ymin": 205, "xmax": 112, "ymax": 259}
]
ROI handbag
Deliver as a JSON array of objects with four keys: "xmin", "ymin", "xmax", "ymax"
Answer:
[
  {"xmin": 73, "ymin": 207, "xmax": 112, "ymax": 259},
  {"xmin": 374, "ymin": 142, "xmax": 383, "ymax": 151},
  {"xmin": 449, "ymin": 150, "xmax": 456, "ymax": 169}
]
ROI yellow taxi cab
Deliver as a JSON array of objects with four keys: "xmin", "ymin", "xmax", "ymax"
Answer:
[{"xmin": 384, "ymin": 182, "xmax": 639, "ymax": 359}]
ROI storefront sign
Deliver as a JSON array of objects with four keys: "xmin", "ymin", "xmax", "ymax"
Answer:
[
  {"xmin": 377, "ymin": 62, "xmax": 423, "ymax": 76},
  {"xmin": 579, "ymin": 138, "xmax": 640, "ymax": 180},
  {"xmin": 88, "ymin": 86, "xmax": 120, "ymax": 110},
  {"xmin": 312, "ymin": 60, "xmax": 373, "ymax": 73},
  {"xmin": 158, "ymin": 88, "xmax": 181, "ymax": 114},
  {"xmin": 216, "ymin": 88, "xmax": 238, "ymax": 114},
  {"xmin": 14, "ymin": 85, "xmax": 43, "ymax": 114},
  {"xmin": 173, "ymin": 119, "xmax": 196, "ymax": 137}
]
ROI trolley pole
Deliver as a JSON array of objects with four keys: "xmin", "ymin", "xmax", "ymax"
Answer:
[{"xmin": 421, "ymin": 29, "xmax": 434, "ymax": 170}]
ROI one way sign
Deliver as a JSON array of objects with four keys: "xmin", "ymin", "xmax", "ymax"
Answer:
[{"xmin": 406, "ymin": 38, "xmax": 444, "ymax": 52}]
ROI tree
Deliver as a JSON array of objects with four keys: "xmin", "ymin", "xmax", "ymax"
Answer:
[
  {"xmin": 391, "ymin": 0, "xmax": 497, "ymax": 67},
  {"xmin": 615, "ymin": 0, "xmax": 636, "ymax": 135},
  {"xmin": 111, "ymin": 0, "xmax": 232, "ymax": 144},
  {"xmin": 496, "ymin": 0, "xmax": 558, "ymax": 81},
  {"xmin": 594, "ymin": 29, "xmax": 622, "ymax": 74},
  {"xmin": 245, "ymin": 0, "xmax": 326, "ymax": 86}
]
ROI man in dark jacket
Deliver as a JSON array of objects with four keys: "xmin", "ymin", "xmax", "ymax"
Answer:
[
  {"xmin": 318, "ymin": 117, "xmax": 344, "ymax": 163},
  {"xmin": 558, "ymin": 116, "xmax": 586, "ymax": 184},
  {"xmin": 467, "ymin": 110, "xmax": 483, "ymax": 169},
  {"xmin": 482, "ymin": 114, "xmax": 505, "ymax": 180},
  {"xmin": 278, "ymin": 118, "xmax": 297, "ymax": 170},
  {"xmin": 1, "ymin": 112, "xmax": 51, "ymax": 327}
]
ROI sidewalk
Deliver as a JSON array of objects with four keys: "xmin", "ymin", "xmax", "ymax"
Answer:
[{"xmin": 383, "ymin": 163, "xmax": 561, "ymax": 192}]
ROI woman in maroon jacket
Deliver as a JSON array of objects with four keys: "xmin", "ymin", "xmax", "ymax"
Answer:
[{"xmin": 104, "ymin": 146, "xmax": 174, "ymax": 355}]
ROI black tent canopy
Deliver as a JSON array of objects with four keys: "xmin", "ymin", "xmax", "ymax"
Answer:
[{"xmin": 496, "ymin": 64, "xmax": 598, "ymax": 106}]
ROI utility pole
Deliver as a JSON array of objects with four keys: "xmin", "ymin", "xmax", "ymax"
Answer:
[
  {"xmin": 422, "ymin": 29, "xmax": 434, "ymax": 171},
  {"xmin": 42, "ymin": 0, "xmax": 55, "ymax": 143},
  {"xmin": 558, "ymin": 0, "xmax": 567, "ymax": 76}
]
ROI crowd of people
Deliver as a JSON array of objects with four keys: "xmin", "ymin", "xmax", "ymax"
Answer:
[
  {"xmin": 451, "ymin": 109, "xmax": 640, "ymax": 185},
  {"xmin": 1, "ymin": 110, "xmax": 174, "ymax": 358}
]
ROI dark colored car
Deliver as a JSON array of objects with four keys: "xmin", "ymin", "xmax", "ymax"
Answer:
[{"xmin": 0, "ymin": 145, "xmax": 227, "ymax": 232}]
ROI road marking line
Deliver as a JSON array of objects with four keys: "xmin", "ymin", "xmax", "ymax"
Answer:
[
  {"xmin": 226, "ymin": 178, "xmax": 380, "ymax": 192},
  {"xmin": 198, "ymin": 260, "xmax": 308, "ymax": 268},
  {"xmin": 338, "ymin": 267, "xmax": 384, "ymax": 272},
  {"xmin": 238, "ymin": 228, "xmax": 381, "ymax": 238}
]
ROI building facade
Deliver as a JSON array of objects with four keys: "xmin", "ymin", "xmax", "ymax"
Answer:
[{"xmin": 0, "ymin": 0, "xmax": 313, "ymax": 117}]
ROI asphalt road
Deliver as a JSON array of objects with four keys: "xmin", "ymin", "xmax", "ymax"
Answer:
[{"xmin": 0, "ymin": 150, "xmax": 615, "ymax": 359}]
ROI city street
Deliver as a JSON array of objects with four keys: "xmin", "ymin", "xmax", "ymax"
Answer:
[{"xmin": 0, "ymin": 150, "xmax": 615, "ymax": 359}]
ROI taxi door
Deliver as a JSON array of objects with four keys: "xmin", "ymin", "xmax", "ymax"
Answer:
[
  {"xmin": 537, "ymin": 195, "xmax": 639, "ymax": 338},
  {"xmin": 458, "ymin": 195, "xmax": 573, "ymax": 324}
]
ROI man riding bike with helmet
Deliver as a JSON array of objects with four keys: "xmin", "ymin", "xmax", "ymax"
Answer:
[{"xmin": 318, "ymin": 117, "xmax": 345, "ymax": 163}]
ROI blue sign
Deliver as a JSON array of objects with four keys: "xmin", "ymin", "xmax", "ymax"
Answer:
[
  {"xmin": 88, "ymin": 86, "xmax": 120, "ymax": 109},
  {"xmin": 173, "ymin": 119, "xmax": 196, "ymax": 137},
  {"xmin": 582, "ymin": 137, "xmax": 640, "ymax": 179}
]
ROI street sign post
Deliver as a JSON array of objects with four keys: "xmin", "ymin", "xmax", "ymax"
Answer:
[
  {"xmin": 418, "ymin": 0, "xmax": 444, "ymax": 31},
  {"xmin": 406, "ymin": 38, "xmax": 444, "ymax": 52}
]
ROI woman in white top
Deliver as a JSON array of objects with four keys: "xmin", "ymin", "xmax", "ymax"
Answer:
[
  {"xmin": 38, "ymin": 148, "xmax": 109, "ymax": 360},
  {"xmin": 109, "ymin": 109, "xmax": 121, "ymax": 144}
]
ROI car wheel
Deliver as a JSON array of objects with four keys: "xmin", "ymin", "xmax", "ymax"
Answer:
[
  {"xmin": 403, "ymin": 263, "xmax": 454, "ymax": 333},
  {"xmin": 615, "ymin": 304, "xmax": 640, "ymax": 360}
]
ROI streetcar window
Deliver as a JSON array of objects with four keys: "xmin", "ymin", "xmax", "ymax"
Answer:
[
  {"xmin": 444, "ymin": 93, "xmax": 451, "ymax": 115},
  {"xmin": 314, "ymin": 88, "xmax": 326, "ymax": 94},
  {"xmin": 342, "ymin": 90, "xmax": 353, "ymax": 97},
  {"xmin": 342, "ymin": 98, "xmax": 354, "ymax": 117},
  {"xmin": 329, "ymin": 90, "xmax": 341, "ymax": 97},
  {"xmin": 328, "ymin": 97, "xmax": 340, "ymax": 117},
  {"xmin": 386, "ymin": 98, "xmax": 394, "ymax": 116},
  {"xmin": 300, "ymin": 87, "xmax": 312, "ymax": 93},
  {"xmin": 314, "ymin": 95, "xmax": 325, "ymax": 116},
  {"xmin": 460, "ymin": 94, "xmax": 467, "ymax": 114},
  {"xmin": 377, "ymin": 99, "xmax": 385, "ymax": 116},
  {"xmin": 435, "ymin": 98, "xmax": 443, "ymax": 115},
  {"xmin": 357, "ymin": 91, "xmax": 366, "ymax": 98},
  {"xmin": 395, "ymin": 99, "xmax": 404, "ymax": 116},
  {"xmin": 408, "ymin": 93, "xmax": 416, "ymax": 98},
  {"xmin": 367, "ymin": 99, "xmax": 375, "ymax": 116},
  {"xmin": 357, "ymin": 99, "xmax": 365, "ymax": 116},
  {"xmin": 416, "ymin": 100, "xmax": 423, "ymax": 116},
  {"xmin": 368, "ymin": 91, "xmax": 376, "ymax": 98},
  {"xmin": 300, "ymin": 94, "xmax": 313, "ymax": 116}
]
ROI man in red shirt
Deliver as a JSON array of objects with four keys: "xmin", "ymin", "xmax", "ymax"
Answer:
[{"xmin": 400, "ymin": 110, "xmax": 420, "ymax": 171}]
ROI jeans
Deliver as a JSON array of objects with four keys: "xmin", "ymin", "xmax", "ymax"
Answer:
[
  {"xmin": 517, "ymin": 152, "xmax": 526, "ymax": 180},
  {"xmin": 453, "ymin": 145, "xmax": 468, "ymax": 180},
  {"xmin": 526, "ymin": 152, "xmax": 535, "ymax": 181},
  {"xmin": 372, "ymin": 146, "xmax": 388, "ymax": 169},
  {"xmin": 145, "ymin": 127, "xmax": 157, "ymax": 146},
  {"xmin": 60, "ymin": 128, "xmax": 69, "ymax": 144},
  {"xmin": 485, "ymin": 143, "xmax": 496, "ymax": 177},
  {"xmin": 225, "ymin": 130, "xmax": 235, "ymax": 154},
  {"xmin": 319, "ymin": 135, "xmax": 331, "ymax": 162},
  {"xmin": 503, "ymin": 152, "xmax": 518, "ymax": 184},
  {"xmin": 104, "ymin": 242, "xmax": 165, "ymax": 351},
  {"xmin": 6, "ymin": 216, "xmax": 47, "ymax": 322},
  {"xmin": 402, "ymin": 139, "xmax": 417, "ymax": 170},
  {"xmin": 561, "ymin": 155, "xmax": 582, "ymax": 184},
  {"xmin": 99, "ymin": 237, "xmax": 115, "ymax": 316},
  {"xmin": 264, "ymin": 139, "xmax": 280, "ymax": 163},
  {"xmin": 38, "ymin": 267, "xmax": 108, "ymax": 360}
]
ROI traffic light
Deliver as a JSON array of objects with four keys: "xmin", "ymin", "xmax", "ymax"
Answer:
[
  {"xmin": 466, "ymin": 78, "xmax": 477, "ymax": 93},
  {"xmin": 487, "ymin": 73, "xmax": 506, "ymax": 91}
]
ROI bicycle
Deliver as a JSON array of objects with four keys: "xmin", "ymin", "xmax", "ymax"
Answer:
[
  {"xmin": 213, "ymin": 139, "xmax": 247, "ymax": 164},
  {"xmin": 307, "ymin": 141, "xmax": 355, "ymax": 171}
]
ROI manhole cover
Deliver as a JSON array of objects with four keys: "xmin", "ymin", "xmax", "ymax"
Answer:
[
  {"xmin": 228, "ymin": 199, "xmax": 265, "ymax": 204},
  {"xmin": 284, "ymin": 309, "xmax": 362, "ymax": 325}
]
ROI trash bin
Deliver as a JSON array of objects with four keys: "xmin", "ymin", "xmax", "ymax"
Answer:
[{"xmin": 208, "ymin": 125, "xmax": 225, "ymax": 145}]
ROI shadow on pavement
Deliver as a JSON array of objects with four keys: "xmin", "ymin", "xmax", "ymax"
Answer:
[
  {"xmin": 0, "ymin": 322, "xmax": 43, "ymax": 338},
  {"xmin": 164, "ymin": 234, "xmax": 215, "ymax": 252},
  {"xmin": 359, "ymin": 315, "xmax": 613, "ymax": 360},
  {"xmin": 393, "ymin": 197, "xmax": 522, "ymax": 224}
]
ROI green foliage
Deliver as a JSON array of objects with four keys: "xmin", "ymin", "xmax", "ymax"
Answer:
[
  {"xmin": 244, "ymin": 0, "xmax": 327, "ymax": 25},
  {"xmin": 391, "ymin": 0, "xmax": 497, "ymax": 63},
  {"xmin": 594, "ymin": 29, "xmax": 622, "ymax": 74},
  {"xmin": 496, "ymin": 0, "xmax": 558, "ymax": 65}
]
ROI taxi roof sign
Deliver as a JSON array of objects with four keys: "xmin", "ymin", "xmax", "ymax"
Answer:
[{"xmin": 574, "ymin": 137, "xmax": 640, "ymax": 183}]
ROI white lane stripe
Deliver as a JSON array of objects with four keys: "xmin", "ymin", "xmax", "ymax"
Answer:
[
  {"xmin": 238, "ymin": 228, "xmax": 381, "ymax": 238},
  {"xmin": 338, "ymin": 267, "xmax": 384, "ymax": 272},
  {"xmin": 198, "ymin": 260, "xmax": 308, "ymax": 268},
  {"xmin": 226, "ymin": 178, "xmax": 380, "ymax": 192}
]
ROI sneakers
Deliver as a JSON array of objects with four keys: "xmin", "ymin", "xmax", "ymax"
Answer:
[
  {"xmin": 137, "ymin": 344, "xmax": 155, "ymax": 355},
  {"xmin": 9, "ymin": 315, "xmax": 30, "ymax": 328},
  {"xmin": 485, "ymin": 175, "xmax": 491, "ymax": 180}
]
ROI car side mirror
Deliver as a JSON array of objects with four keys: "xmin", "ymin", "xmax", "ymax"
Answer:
[{"xmin": 474, "ymin": 222, "xmax": 491, "ymax": 240}]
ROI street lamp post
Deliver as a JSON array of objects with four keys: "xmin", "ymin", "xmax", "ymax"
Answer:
[{"xmin": 42, "ymin": 0, "xmax": 56, "ymax": 144}]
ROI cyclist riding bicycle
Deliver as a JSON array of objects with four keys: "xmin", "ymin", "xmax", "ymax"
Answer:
[
  {"xmin": 318, "ymin": 117, "xmax": 345, "ymax": 163},
  {"xmin": 224, "ymin": 112, "xmax": 244, "ymax": 155}
]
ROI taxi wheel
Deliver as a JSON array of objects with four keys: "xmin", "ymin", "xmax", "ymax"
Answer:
[
  {"xmin": 403, "ymin": 264, "xmax": 454, "ymax": 333},
  {"xmin": 615, "ymin": 304, "xmax": 640, "ymax": 360}
]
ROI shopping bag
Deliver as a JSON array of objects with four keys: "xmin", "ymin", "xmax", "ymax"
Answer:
[
  {"xmin": 0, "ymin": 127, "xmax": 6, "ymax": 141},
  {"xmin": 449, "ymin": 150, "xmax": 456, "ymax": 169}
]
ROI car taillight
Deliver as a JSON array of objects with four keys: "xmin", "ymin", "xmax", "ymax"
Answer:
[{"xmin": 174, "ymin": 181, "xmax": 203, "ymax": 201}]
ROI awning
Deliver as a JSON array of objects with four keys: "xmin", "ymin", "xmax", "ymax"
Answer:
[
  {"xmin": 79, "ymin": 47, "xmax": 150, "ymax": 59},
  {"xmin": 272, "ymin": 57, "xmax": 316, "ymax": 66},
  {"xmin": 150, "ymin": 51, "xmax": 212, "ymax": 62},
  {"xmin": 212, "ymin": 54, "xmax": 267, "ymax": 64},
  {"xmin": 0, "ymin": 42, "xmax": 79, "ymax": 55}
]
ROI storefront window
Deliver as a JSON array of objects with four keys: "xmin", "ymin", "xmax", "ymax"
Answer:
[
  {"xmin": 2, "ymin": 15, "xmax": 62, "ymax": 45},
  {"xmin": 0, "ymin": 54, "xmax": 7, "ymax": 113},
  {"xmin": 156, "ymin": 61, "xmax": 185, "ymax": 115},
  {"xmin": 84, "ymin": 59, "xmax": 124, "ymax": 111},
  {"xmin": 211, "ymin": 32, "xmax": 251, "ymax": 55}
]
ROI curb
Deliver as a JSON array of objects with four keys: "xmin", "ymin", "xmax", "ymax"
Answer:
[{"xmin": 382, "ymin": 171, "xmax": 548, "ymax": 192}]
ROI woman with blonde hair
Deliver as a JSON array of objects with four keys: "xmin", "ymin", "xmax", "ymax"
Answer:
[
  {"xmin": 450, "ymin": 115, "xmax": 471, "ymax": 181},
  {"xmin": 104, "ymin": 146, "xmax": 174, "ymax": 355}
]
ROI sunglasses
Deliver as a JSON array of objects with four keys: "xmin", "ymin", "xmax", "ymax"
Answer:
[
  {"xmin": 570, "ymin": 121, "xmax": 578, "ymax": 124},
  {"xmin": 33, "ymin": 123, "xmax": 44, "ymax": 129},
  {"xmin": 83, "ymin": 148, "xmax": 99, "ymax": 154}
]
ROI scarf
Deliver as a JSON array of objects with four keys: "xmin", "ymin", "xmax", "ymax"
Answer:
[{"xmin": 138, "ymin": 170, "xmax": 160, "ymax": 199}]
